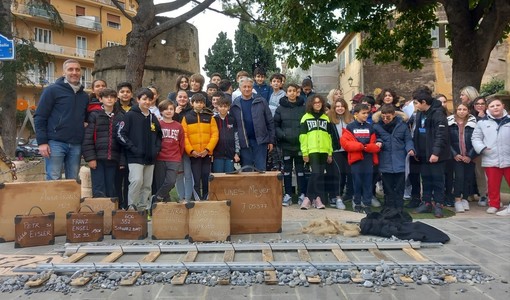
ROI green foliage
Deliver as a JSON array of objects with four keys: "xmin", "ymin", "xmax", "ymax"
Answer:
[
  {"xmin": 203, "ymin": 32, "xmax": 236, "ymax": 83},
  {"xmin": 480, "ymin": 78, "xmax": 506, "ymax": 96}
]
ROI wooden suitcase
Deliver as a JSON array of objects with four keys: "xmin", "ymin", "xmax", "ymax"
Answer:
[
  {"xmin": 187, "ymin": 201, "xmax": 231, "ymax": 242},
  {"xmin": 14, "ymin": 206, "xmax": 55, "ymax": 248},
  {"xmin": 80, "ymin": 197, "xmax": 118, "ymax": 235},
  {"xmin": 151, "ymin": 202, "xmax": 188, "ymax": 240},
  {"xmin": 111, "ymin": 206, "xmax": 148, "ymax": 240},
  {"xmin": 0, "ymin": 180, "xmax": 81, "ymax": 242},
  {"xmin": 209, "ymin": 171, "xmax": 283, "ymax": 234},
  {"xmin": 66, "ymin": 205, "xmax": 104, "ymax": 243}
]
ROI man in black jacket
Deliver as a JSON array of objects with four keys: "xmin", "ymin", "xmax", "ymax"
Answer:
[{"xmin": 412, "ymin": 86, "xmax": 451, "ymax": 218}]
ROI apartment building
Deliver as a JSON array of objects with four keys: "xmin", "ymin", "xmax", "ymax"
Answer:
[{"xmin": 12, "ymin": 0, "xmax": 136, "ymax": 106}]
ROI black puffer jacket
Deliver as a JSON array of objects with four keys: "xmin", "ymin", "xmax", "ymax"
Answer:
[
  {"xmin": 412, "ymin": 99, "xmax": 451, "ymax": 162},
  {"xmin": 274, "ymin": 96, "xmax": 305, "ymax": 152},
  {"xmin": 82, "ymin": 109, "xmax": 125, "ymax": 165},
  {"xmin": 447, "ymin": 114, "xmax": 477, "ymax": 159}
]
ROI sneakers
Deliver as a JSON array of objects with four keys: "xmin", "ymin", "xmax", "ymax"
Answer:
[
  {"xmin": 454, "ymin": 201, "xmax": 465, "ymax": 213},
  {"xmin": 434, "ymin": 205, "xmax": 444, "ymax": 218},
  {"xmin": 329, "ymin": 198, "xmax": 338, "ymax": 208},
  {"xmin": 405, "ymin": 197, "xmax": 421, "ymax": 209},
  {"xmin": 371, "ymin": 197, "xmax": 381, "ymax": 207},
  {"xmin": 353, "ymin": 204, "xmax": 363, "ymax": 213},
  {"xmin": 414, "ymin": 202, "xmax": 432, "ymax": 214},
  {"xmin": 461, "ymin": 199, "xmax": 470, "ymax": 211},
  {"xmin": 486, "ymin": 207, "xmax": 498, "ymax": 214},
  {"xmin": 496, "ymin": 206, "xmax": 510, "ymax": 216},
  {"xmin": 336, "ymin": 198, "xmax": 346, "ymax": 210},
  {"xmin": 298, "ymin": 194, "xmax": 305, "ymax": 206},
  {"xmin": 313, "ymin": 197, "xmax": 325, "ymax": 209},
  {"xmin": 478, "ymin": 196, "xmax": 488, "ymax": 207},
  {"xmin": 282, "ymin": 194, "xmax": 292, "ymax": 207},
  {"xmin": 300, "ymin": 197, "xmax": 312, "ymax": 210},
  {"xmin": 363, "ymin": 206, "xmax": 372, "ymax": 214}
]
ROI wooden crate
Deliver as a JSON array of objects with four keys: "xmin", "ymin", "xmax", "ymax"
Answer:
[
  {"xmin": 14, "ymin": 206, "xmax": 55, "ymax": 248},
  {"xmin": 209, "ymin": 171, "xmax": 283, "ymax": 234},
  {"xmin": 111, "ymin": 208, "xmax": 148, "ymax": 240},
  {"xmin": 66, "ymin": 206, "xmax": 104, "ymax": 243},
  {"xmin": 0, "ymin": 180, "xmax": 81, "ymax": 242},
  {"xmin": 80, "ymin": 197, "xmax": 118, "ymax": 234},
  {"xmin": 151, "ymin": 202, "xmax": 188, "ymax": 240},
  {"xmin": 187, "ymin": 201, "xmax": 230, "ymax": 242}
]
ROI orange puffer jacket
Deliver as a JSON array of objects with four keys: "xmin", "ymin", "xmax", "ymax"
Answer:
[{"xmin": 182, "ymin": 110, "xmax": 219, "ymax": 156}]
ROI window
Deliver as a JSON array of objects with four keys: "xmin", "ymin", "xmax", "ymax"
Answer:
[
  {"xmin": 107, "ymin": 13, "xmax": 121, "ymax": 29},
  {"xmin": 34, "ymin": 28, "xmax": 52, "ymax": 44},
  {"xmin": 28, "ymin": 62, "xmax": 55, "ymax": 85},
  {"xmin": 431, "ymin": 23, "xmax": 449, "ymax": 48},
  {"xmin": 348, "ymin": 38, "xmax": 357, "ymax": 64},
  {"xmin": 339, "ymin": 51, "xmax": 346, "ymax": 71},
  {"xmin": 81, "ymin": 67, "xmax": 92, "ymax": 88},
  {"xmin": 76, "ymin": 36, "xmax": 87, "ymax": 57},
  {"xmin": 76, "ymin": 6, "xmax": 85, "ymax": 17},
  {"xmin": 107, "ymin": 41, "xmax": 121, "ymax": 47}
]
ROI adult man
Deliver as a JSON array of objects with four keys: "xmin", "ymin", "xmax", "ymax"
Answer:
[
  {"xmin": 230, "ymin": 77, "xmax": 275, "ymax": 171},
  {"xmin": 34, "ymin": 59, "xmax": 89, "ymax": 180}
]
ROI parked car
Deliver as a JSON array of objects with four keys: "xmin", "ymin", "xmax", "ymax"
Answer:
[{"xmin": 15, "ymin": 139, "xmax": 40, "ymax": 159}]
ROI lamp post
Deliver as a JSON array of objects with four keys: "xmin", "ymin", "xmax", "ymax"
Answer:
[{"xmin": 347, "ymin": 76, "xmax": 358, "ymax": 87}]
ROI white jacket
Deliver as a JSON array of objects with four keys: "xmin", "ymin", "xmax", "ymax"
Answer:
[{"xmin": 472, "ymin": 110, "xmax": 510, "ymax": 168}]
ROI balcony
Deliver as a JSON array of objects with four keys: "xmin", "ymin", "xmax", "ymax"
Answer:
[
  {"xmin": 13, "ymin": 4, "xmax": 102, "ymax": 32},
  {"xmin": 34, "ymin": 41, "xmax": 96, "ymax": 60},
  {"xmin": 23, "ymin": 73, "xmax": 92, "ymax": 89},
  {"xmin": 89, "ymin": 0, "xmax": 136, "ymax": 13}
]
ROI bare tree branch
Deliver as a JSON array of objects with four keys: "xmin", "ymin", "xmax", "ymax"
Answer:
[
  {"xmin": 155, "ymin": 0, "xmax": 191, "ymax": 15},
  {"xmin": 111, "ymin": 0, "xmax": 134, "ymax": 22}
]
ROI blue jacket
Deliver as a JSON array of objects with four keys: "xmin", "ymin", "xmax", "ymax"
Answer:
[
  {"xmin": 34, "ymin": 77, "xmax": 88, "ymax": 145},
  {"xmin": 373, "ymin": 116, "xmax": 414, "ymax": 173},
  {"xmin": 253, "ymin": 82, "xmax": 272, "ymax": 102},
  {"xmin": 230, "ymin": 95, "xmax": 275, "ymax": 148}
]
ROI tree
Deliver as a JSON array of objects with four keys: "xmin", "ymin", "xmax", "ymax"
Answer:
[
  {"xmin": 203, "ymin": 31, "xmax": 235, "ymax": 82},
  {"xmin": 236, "ymin": 0, "xmax": 510, "ymax": 104},
  {"xmin": 0, "ymin": 0, "xmax": 61, "ymax": 156},
  {"xmin": 111, "ymin": 0, "xmax": 215, "ymax": 90},
  {"xmin": 232, "ymin": 21, "xmax": 276, "ymax": 76}
]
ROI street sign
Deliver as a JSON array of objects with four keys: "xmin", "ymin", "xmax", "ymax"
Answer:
[{"xmin": 0, "ymin": 34, "xmax": 15, "ymax": 60}]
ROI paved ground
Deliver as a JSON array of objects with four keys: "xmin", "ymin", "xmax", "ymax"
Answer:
[{"xmin": 1, "ymin": 198, "xmax": 509, "ymax": 300}]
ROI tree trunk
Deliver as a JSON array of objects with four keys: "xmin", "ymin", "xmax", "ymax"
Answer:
[
  {"xmin": 0, "ymin": 0, "xmax": 17, "ymax": 156},
  {"xmin": 125, "ymin": 28, "xmax": 151, "ymax": 91}
]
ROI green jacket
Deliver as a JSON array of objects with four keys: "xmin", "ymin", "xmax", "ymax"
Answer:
[{"xmin": 299, "ymin": 112, "xmax": 333, "ymax": 157}]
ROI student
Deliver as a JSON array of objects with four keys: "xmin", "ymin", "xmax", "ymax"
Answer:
[
  {"xmin": 218, "ymin": 79, "xmax": 233, "ymax": 102},
  {"xmin": 117, "ymin": 88, "xmax": 162, "ymax": 210},
  {"xmin": 82, "ymin": 88, "xmax": 125, "ymax": 198},
  {"xmin": 210, "ymin": 91, "xmax": 223, "ymax": 115},
  {"xmin": 253, "ymin": 67, "xmax": 272, "ymax": 102},
  {"xmin": 360, "ymin": 96, "xmax": 376, "ymax": 124},
  {"xmin": 168, "ymin": 75, "xmax": 190, "ymax": 102},
  {"xmin": 206, "ymin": 83, "xmax": 218, "ymax": 103},
  {"xmin": 300, "ymin": 76, "xmax": 315, "ymax": 102},
  {"xmin": 188, "ymin": 73, "xmax": 211, "ymax": 107},
  {"xmin": 212, "ymin": 95, "xmax": 240, "ymax": 173},
  {"xmin": 299, "ymin": 95, "xmax": 333, "ymax": 210},
  {"xmin": 173, "ymin": 90, "xmax": 195, "ymax": 202},
  {"xmin": 87, "ymin": 79, "xmax": 107, "ymax": 115},
  {"xmin": 274, "ymin": 83, "xmax": 306, "ymax": 207},
  {"xmin": 114, "ymin": 82, "xmax": 136, "ymax": 112},
  {"xmin": 210, "ymin": 73, "xmax": 222, "ymax": 86},
  {"xmin": 268, "ymin": 73, "xmax": 285, "ymax": 116},
  {"xmin": 182, "ymin": 94, "xmax": 219, "ymax": 199},
  {"xmin": 470, "ymin": 96, "xmax": 489, "ymax": 206},
  {"xmin": 152, "ymin": 100, "xmax": 184, "ymax": 203},
  {"xmin": 148, "ymin": 84, "xmax": 162, "ymax": 120},
  {"xmin": 412, "ymin": 86, "xmax": 451, "ymax": 218},
  {"xmin": 326, "ymin": 98, "xmax": 354, "ymax": 209},
  {"xmin": 447, "ymin": 103, "xmax": 477, "ymax": 213},
  {"xmin": 373, "ymin": 104, "xmax": 415, "ymax": 210},
  {"xmin": 341, "ymin": 103, "xmax": 381, "ymax": 214},
  {"xmin": 472, "ymin": 97, "xmax": 510, "ymax": 216}
]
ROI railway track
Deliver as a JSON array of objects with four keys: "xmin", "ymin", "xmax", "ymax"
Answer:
[{"xmin": 12, "ymin": 241, "xmax": 479, "ymax": 287}]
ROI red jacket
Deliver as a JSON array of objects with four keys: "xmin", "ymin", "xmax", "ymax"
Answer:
[{"xmin": 340, "ymin": 128, "xmax": 380, "ymax": 165}]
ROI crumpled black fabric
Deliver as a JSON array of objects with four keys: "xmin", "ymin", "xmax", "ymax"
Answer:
[{"xmin": 360, "ymin": 207, "xmax": 450, "ymax": 243}]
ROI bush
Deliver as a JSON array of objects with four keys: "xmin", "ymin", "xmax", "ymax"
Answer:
[{"xmin": 480, "ymin": 78, "xmax": 505, "ymax": 96}]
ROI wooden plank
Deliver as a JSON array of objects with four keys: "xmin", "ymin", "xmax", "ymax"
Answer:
[
  {"xmin": 171, "ymin": 250, "xmax": 198, "ymax": 285},
  {"xmin": 444, "ymin": 275, "xmax": 457, "ymax": 283},
  {"xmin": 25, "ymin": 271, "xmax": 53, "ymax": 287},
  {"xmin": 368, "ymin": 248, "xmax": 388, "ymax": 261},
  {"xmin": 63, "ymin": 252, "xmax": 87, "ymax": 263},
  {"xmin": 307, "ymin": 275, "xmax": 321, "ymax": 284},
  {"xmin": 262, "ymin": 249, "xmax": 273, "ymax": 262},
  {"xmin": 71, "ymin": 251, "xmax": 124, "ymax": 286},
  {"xmin": 120, "ymin": 251, "xmax": 160, "ymax": 286},
  {"xmin": 402, "ymin": 247, "xmax": 428, "ymax": 262},
  {"xmin": 351, "ymin": 270, "xmax": 363, "ymax": 283},
  {"xmin": 261, "ymin": 248, "xmax": 277, "ymax": 285},
  {"xmin": 400, "ymin": 275, "xmax": 414, "ymax": 283},
  {"xmin": 331, "ymin": 248, "xmax": 350, "ymax": 262},
  {"xmin": 223, "ymin": 250, "xmax": 235, "ymax": 262},
  {"xmin": 102, "ymin": 251, "xmax": 124, "ymax": 263},
  {"xmin": 297, "ymin": 249, "xmax": 311, "ymax": 262}
]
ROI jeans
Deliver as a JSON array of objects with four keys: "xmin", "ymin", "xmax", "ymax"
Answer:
[
  {"xmin": 351, "ymin": 157, "xmax": 373, "ymax": 207},
  {"xmin": 90, "ymin": 160, "xmax": 118, "ymax": 198},
  {"xmin": 127, "ymin": 163, "xmax": 154, "ymax": 209},
  {"xmin": 420, "ymin": 161, "xmax": 445, "ymax": 204},
  {"xmin": 176, "ymin": 154, "xmax": 194, "ymax": 201},
  {"xmin": 45, "ymin": 140, "xmax": 81, "ymax": 180},
  {"xmin": 154, "ymin": 160, "xmax": 180, "ymax": 201},
  {"xmin": 212, "ymin": 158, "xmax": 235, "ymax": 173},
  {"xmin": 240, "ymin": 139, "xmax": 268, "ymax": 171},
  {"xmin": 381, "ymin": 172, "xmax": 405, "ymax": 209},
  {"xmin": 452, "ymin": 161, "xmax": 475, "ymax": 199},
  {"xmin": 282, "ymin": 150, "xmax": 305, "ymax": 196}
]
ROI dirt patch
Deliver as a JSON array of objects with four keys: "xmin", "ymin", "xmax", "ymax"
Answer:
[{"xmin": 301, "ymin": 216, "xmax": 360, "ymax": 237}]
